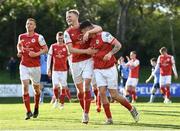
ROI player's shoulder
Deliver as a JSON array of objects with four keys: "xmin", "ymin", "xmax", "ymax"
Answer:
[{"xmin": 19, "ymin": 33, "xmax": 27, "ymax": 38}]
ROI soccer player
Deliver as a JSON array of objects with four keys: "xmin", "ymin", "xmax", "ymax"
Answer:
[
  {"xmin": 146, "ymin": 58, "xmax": 161, "ymax": 103},
  {"xmin": 47, "ymin": 31, "xmax": 69, "ymax": 109},
  {"xmin": 64, "ymin": 9, "xmax": 102, "ymax": 124},
  {"xmin": 39, "ymin": 53, "xmax": 52, "ymax": 104},
  {"xmin": 79, "ymin": 20, "xmax": 139, "ymax": 124},
  {"xmin": 125, "ymin": 51, "xmax": 140, "ymax": 103},
  {"xmin": 154, "ymin": 47, "xmax": 178, "ymax": 103},
  {"xmin": 117, "ymin": 56, "xmax": 129, "ymax": 94},
  {"xmin": 17, "ymin": 18, "xmax": 48, "ymax": 120}
]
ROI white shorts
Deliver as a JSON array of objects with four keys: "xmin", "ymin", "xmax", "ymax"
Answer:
[
  {"xmin": 125, "ymin": 78, "xmax": 138, "ymax": 87},
  {"xmin": 52, "ymin": 71, "xmax": 67, "ymax": 87},
  {"xmin": 94, "ymin": 65, "xmax": 118, "ymax": 89},
  {"xmin": 71, "ymin": 58, "xmax": 93, "ymax": 84},
  {"xmin": 91, "ymin": 74, "xmax": 97, "ymax": 86},
  {"xmin": 19, "ymin": 64, "xmax": 41, "ymax": 85},
  {"xmin": 160, "ymin": 75, "xmax": 171, "ymax": 86}
]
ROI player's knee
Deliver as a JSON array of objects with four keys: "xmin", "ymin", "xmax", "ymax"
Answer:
[{"xmin": 33, "ymin": 84, "xmax": 41, "ymax": 95}]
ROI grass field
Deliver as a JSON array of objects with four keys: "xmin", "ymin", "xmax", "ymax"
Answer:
[{"xmin": 0, "ymin": 101, "xmax": 180, "ymax": 130}]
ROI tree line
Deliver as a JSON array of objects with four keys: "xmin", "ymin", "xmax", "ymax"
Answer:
[{"xmin": 0, "ymin": 0, "xmax": 179, "ymax": 70}]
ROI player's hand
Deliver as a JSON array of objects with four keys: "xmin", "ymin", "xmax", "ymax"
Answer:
[
  {"xmin": 145, "ymin": 79, "xmax": 150, "ymax": 83},
  {"xmin": 83, "ymin": 31, "xmax": 89, "ymax": 42},
  {"xmin": 85, "ymin": 48, "xmax": 98, "ymax": 55},
  {"xmin": 174, "ymin": 74, "xmax": 178, "ymax": 80},
  {"xmin": 47, "ymin": 70, "xmax": 51, "ymax": 78},
  {"xmin": 17, "ymin": 52, "xmax": 22, "ymax": 58},
  {"xmin": 126, "ymin": 56, "xmax": 130, "ymax": 61},
  {"xmin": 29, "ymin": 51, "xmax": 38, "ymax": 57},
  {"xmin": 103, "ymin": 52, "xmax": 112, "ymax": 61}
]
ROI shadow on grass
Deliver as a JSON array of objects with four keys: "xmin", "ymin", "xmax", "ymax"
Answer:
[{"xmin": 93, "ymin": 121, "xmax": 180, "ymax": 129}]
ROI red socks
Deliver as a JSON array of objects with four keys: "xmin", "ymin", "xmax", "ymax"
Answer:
[
  {"xmin": 120, "ymin": 99, "xmax": 132, "ymax": 111},
  {"xmin": 84, "ymin": 91, "xmax": 91, "ymax": 113},
  {"xmin": 60, "ymin": 89, "xmax": 66, "ymax": 104},
  {"xmin": 53, "ymin": 88, "xmax": 59, "ymax": 99},
  {"xmin": 65, "ymin": 88, "xmax": 71, "ymax": 100},
  {"xmin": 166, "ymin": 86, "xmax": 170, "ymax": 99},
  {"xmin": 77, "ymin": 92, "xmax": 84, "ymax": 110},
  {"xmin": 160, "ymin": 86, "xmax": 166, "ymax": 96},
  {"xmin": 103, "ymin": 103, "xmax": 112, "ymax": 119},
  {"xmin": 23, "ymin": 93, "xmax": 31, "ymax": 112},
  {"xmin": 34, "ymin": 94, "xmax": 40, "ymax": 108}
]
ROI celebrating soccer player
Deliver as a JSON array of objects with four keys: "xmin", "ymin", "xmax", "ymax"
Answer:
[
  {"xmin": 80, "ymin": 20, "xmax": 139, "ymax": 124},
  {"xmin": 154, "ymin": 47, "xmax": 178, "ymax": 103},
  {"xmin": 64, "ymin": 9, "xmax": 102, "ymax": 124},
  {"xmin": 47, "ymin": 31, "xmax": 70, "ymax": 109},
  {"xmin": 17, "ymin": 18, "xmax": 48, "ymax": 120}
]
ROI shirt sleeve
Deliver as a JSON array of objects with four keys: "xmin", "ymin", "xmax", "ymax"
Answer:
[
  {"xmin": 38, "ymin": 34, "xmax": 46, "ymax": 46},
  {"xmin": 64, "ymin": 31, "xmax": 72, "ymax": 44},
  {"xmin": 171, "ymin": 56, "xmax": 175, "ymax": 64},
  {"xmin": 47, "ymin": 46, "xmax": 53, "ymax": 72},
  {"xmin": 101, "ymin": 31, "xmax": 115, "ymax": 44}
]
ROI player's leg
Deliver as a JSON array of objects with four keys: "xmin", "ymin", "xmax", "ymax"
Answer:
[
  {"xmin": 99, "ymin": 86, "xmax": 113, "ymax": 124},
  {"xmin": 92, "ymin": 84, "xmax": 101, "ymax": 112},
  {"xmin": 20, "ymin": 64, "xmax": 32, "ymax": 120},
  {"xmin": 164, "ymin": 76, "xmax": 172, "ymax": 103},
  {"xmin": 81, "ymin": 59, "xmax": 94, "ymax": 124},
  {"xmin": 149, "ymin": 86, "xmax": 157, "ymax": 103},
  {"xmin": 59, "ymin": 71, "xmax": 68, "ymax": 109},
  {"xmin": 65, "ymin": 87, "xmax": 71, "ymax": 101},
  {"xmin": 160, "ymin": 75, "xmax": 166, "ymax": 102},
  {"xmin": 131, "ymin": 86, "xmax": 137, "ymax": 103},
  {"xmin": 109, "ymin": 89, "xmax": 139, "ymax": 123}
]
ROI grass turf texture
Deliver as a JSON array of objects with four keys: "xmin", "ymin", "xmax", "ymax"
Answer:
[{"xmin": 0, "ymin": 101, "xmax": 180, "ymax": 130}]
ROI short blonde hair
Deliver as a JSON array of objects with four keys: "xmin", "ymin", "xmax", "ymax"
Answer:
[
  {"xmin": 26, "ymin": 18, "xmax": 36, "ymax": 25},
  {"xmin": 159, "ymin": 47, "xmax": 167, "ymax": 54},
  {"xmin": 66, "ymin": 9, "xmax": 79, "ymax": 16}
]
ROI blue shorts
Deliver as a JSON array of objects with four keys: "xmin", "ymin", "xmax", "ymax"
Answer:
[{"xmin": 40, "ymin": 74, "xmax": 50, "ymax": 83}]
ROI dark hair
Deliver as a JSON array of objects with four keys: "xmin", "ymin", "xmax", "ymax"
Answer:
[
  {"xmin": 150, "ymin": 57, "xmax": 157, "ymax": 62},
  {"xmin": 79, "ymin": 20, "xmax": 93, "ymax": 30},
  {"xmin": 56, "ymin": 31, "xmax": 63, "ymax": 36}
]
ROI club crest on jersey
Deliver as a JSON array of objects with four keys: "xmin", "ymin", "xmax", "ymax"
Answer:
[
  {"xmin": 96, "ymin": 40, "xmax": 99, "ymax": 45},
  {"xmin": 31, "ymin": 38, "xmax": 36, "ymax": 43},
  {"xmin": 62, "ymin": 48, "xmax": 66, "ymax": 51}
]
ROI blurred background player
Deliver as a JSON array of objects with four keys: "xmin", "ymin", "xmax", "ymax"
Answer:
[
  {"xmin": 146, "ymin": 58, "xmax": 162, "ymax": 103},
  {"xmin": 64, "ymin": 9, "xmax": 102, "ymax": 124},
  {"xmin": 47, "ymin": 31, "xmax": 70, "ymax": 109},
  {"xmin": 80, "ymin": 20, "xmax": 139, "ymax": 124},
  {"xmin": 39, "ymin": 53, "xmax": 53, "ymax": 104},
  {"xmin": 154, "ymin": 47, "xmax": 178, "ymax": 103},
  {"xmin": 125, "ymin": 51, "xmax": 140, "ymax": 103},
  {"xmin": 117, "ymin": 56, "xmax": 129, "ymax": 95},
  {"xmin": 17, "ymin": 18, "xmax": 48, "ymax": 120}
]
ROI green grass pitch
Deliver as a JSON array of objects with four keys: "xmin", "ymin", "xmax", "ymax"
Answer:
[{"xmin": 0, "ymin": 102, "xmax": 180, "ymax": 130}]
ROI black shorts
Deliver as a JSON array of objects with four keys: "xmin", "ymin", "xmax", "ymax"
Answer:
[
  {"xmin": 122, "ymin": 78, "xmax": 128, "ymax": 87},
  {"xmin": 152, "ymin": 83, "xmax": 160, "ymax": 89},
  {"xmin": 40, "ymin": 74, "xmax": 50, "ymax": 83}
]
